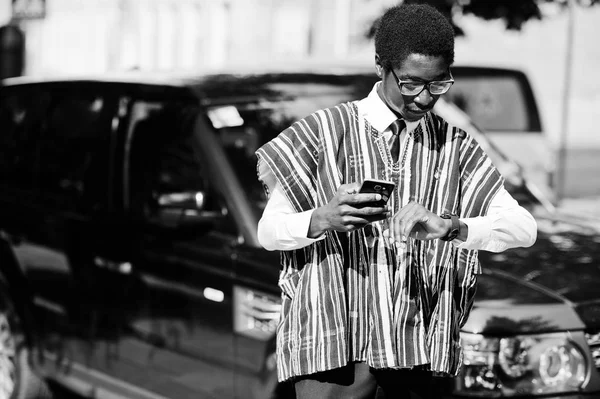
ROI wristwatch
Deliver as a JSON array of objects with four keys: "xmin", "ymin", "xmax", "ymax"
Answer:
[{"xmin": 440, "ymin": 213, "xmax": 460, "ymax": 241}]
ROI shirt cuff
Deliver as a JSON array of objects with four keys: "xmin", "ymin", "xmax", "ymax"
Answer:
[
  {"xmin": 285, "ymin": 209, "xmax": 326, "ymax": 244},
  {"xmin": 452, "ymin": 217, "xmax": 490, "ymax": 249},
  {"xmin": 453, "ymin": 216, "xmax": 508, "ymax": 252}
]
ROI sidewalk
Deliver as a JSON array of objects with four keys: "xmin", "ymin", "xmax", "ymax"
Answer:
[
  {"xmin": 560, "ymin": 196, "xmax": 600, "ymax": 218},
  {"xmin": 523, "ymin": 163, "xmax": 600, "ymax": 227},
  {"xmin": 555, "ymin": 195, "xmax": 600, "ymax": 230}
]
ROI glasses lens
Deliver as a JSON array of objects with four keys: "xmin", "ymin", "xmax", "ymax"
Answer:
[
  {"xmin": 429, "ymin": 81, "xmax": 453, "ymax": 95},
  {"xmin": 400, "ymin": 82, "xmax": 424, "ymax": 96}
]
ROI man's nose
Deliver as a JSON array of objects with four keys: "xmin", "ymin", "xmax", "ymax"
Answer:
[{"xmin": 414, "ymin": 88, "xmax": 434, "ymax": 106}]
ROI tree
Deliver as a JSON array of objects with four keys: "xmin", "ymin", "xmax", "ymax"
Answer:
[{"xmin": 366, "ymin": 0, "xmax": 600, "ymax": 37}]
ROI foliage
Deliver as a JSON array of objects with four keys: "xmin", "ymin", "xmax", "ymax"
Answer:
[{"xmin": 366, "ymin": 0, "xmax": 600, "ymax": 38}]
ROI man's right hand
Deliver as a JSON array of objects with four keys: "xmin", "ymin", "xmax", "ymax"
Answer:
[{"xmin": 307, "ymin": 182, "xmax": 390, "ymax": 238}]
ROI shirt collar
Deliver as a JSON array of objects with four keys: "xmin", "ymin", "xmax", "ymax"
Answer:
[{"xmin": 358, "ymin": 81, "xmax": 421, "ymax": 134}]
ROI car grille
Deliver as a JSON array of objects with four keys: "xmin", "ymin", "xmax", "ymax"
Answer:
[{"xmin": 586, "ymin": 332, "xmax": 600, "ymax": 369}]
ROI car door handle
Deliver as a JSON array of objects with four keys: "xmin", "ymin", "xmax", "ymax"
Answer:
[{"xmin": 93, "ymin": 256, "xmax": 133, "ymax": 274}]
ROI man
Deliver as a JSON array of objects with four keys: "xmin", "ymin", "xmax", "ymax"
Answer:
[{"xmin": 256, "ymin": 4, "xmax": 537, "ymax": 398}]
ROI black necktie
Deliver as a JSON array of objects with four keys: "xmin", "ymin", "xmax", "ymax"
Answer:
[{"xmin": 389, "ymin": 119, "xmax": 406, "ymax": 163}]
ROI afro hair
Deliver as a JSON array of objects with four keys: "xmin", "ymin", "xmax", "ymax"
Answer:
[{"xmin": 375, "ymin": 3, "xmax": 455, "ymax": 70}]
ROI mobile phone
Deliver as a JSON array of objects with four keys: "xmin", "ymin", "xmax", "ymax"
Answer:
[{"xmin": 358, "ymin": 178, "xmax": 395, "ymax": 205}]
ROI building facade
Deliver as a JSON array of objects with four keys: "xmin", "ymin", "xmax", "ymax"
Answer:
[{"xmin": 0, "ymin": 0, "xmax": 392, "ymax": 75}]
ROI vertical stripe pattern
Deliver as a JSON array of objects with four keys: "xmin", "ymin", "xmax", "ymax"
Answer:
[{"xmin": 256, "ymin": 102, "xmax": 503, "ymax": 382}]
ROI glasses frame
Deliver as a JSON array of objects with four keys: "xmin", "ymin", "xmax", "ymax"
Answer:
[{"xmin": 390, "ymin": 68, "xmax": 455, "ymax": 96}]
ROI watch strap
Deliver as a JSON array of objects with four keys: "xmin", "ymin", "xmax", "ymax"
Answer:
[{"xmin": 440, "ymin": 213, "xmax": 459, "ymax": 241}]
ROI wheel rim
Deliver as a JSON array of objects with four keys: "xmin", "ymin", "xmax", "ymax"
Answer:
[{"xmin": 0, "ymin": 312, "xmax": 16, "ymax": 399}]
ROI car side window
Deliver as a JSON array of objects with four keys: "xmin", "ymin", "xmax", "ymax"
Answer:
[
  {"xmin": 0, "ymin": 88, "xmax": 50, "ymax": 190},
  {"xmin": 127, "ymin": 101, "xmax": 234, "ymax": 234},
  {"xmin": 35, "ymin": 92, "xmax": 113, "ymax": 211}
]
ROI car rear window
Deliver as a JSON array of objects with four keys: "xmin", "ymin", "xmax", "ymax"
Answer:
[{"xmin": 445, "ymin": 70, "xmax": 542, "ymax": 133}]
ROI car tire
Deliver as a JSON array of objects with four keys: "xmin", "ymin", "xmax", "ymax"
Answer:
[{"xmin": 0, "ymin": 281, "xmax": 52, "ymax": 399}]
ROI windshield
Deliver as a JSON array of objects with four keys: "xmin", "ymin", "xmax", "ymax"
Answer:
[
  {"xmin": 207, "ymin": 76, "xmax": 547, "ymax": 220},
  {"xmin": 208, "ymin": 80, "xmax": 372, "ymax": 219}
]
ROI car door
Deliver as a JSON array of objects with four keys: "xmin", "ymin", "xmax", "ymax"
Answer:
[
  {"xmin": 0, "ymin": 84, "xmax": 126, "ymax": 384},
  {"xmin": 92, "ymin": 96, "xmax": 238, "ymax": 399}
]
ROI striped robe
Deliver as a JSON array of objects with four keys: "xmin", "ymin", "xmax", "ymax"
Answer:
[{"xmin": 256, "ymin": 101, "xmax": 503, "ymax": 382}]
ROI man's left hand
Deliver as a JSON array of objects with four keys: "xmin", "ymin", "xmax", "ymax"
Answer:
[{"xmin": 388, "ymin": 201, "xmax": 451, "ymax": 246}]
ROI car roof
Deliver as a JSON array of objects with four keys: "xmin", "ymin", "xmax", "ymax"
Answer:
[
  {"xmin": 1, "ymin": 60, "xmax": 527, "ymax": 89},
  {"xmin": 1, "ymin": 61, "xmax": 375, "ymax": 87}
]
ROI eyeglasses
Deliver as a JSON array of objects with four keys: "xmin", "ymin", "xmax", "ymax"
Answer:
[{"xmin": 390, "ymin": 69, "xmax": 454, "ymax": 96}]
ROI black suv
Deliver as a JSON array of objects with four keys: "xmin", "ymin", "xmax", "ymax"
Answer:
[{"xmin": 1, "ymin": 65, "xmax": 600, "ymax": 399}]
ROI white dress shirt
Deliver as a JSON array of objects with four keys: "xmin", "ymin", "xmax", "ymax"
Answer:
[{"xmin": 257, "ymin": 83, "xmax": 537, "ymax": 253}]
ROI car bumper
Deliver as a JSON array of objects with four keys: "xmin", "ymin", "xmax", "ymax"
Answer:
[{"xmin": 443, "ymin": 394, "xmax": 600, "ymax": 399}]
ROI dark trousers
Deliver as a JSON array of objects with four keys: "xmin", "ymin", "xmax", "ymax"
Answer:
[{"xmin": 294, "ymin": 362, "xmax": 440, "ymax": 399}]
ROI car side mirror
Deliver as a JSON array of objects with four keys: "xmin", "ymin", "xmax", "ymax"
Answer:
[
  {"xmin": 154, "ymin": 191, "xmax": 226, "ymax": 230},
  {"xmin": 157, "ymin": 191, "xmax": 206, "ymax": 210}
]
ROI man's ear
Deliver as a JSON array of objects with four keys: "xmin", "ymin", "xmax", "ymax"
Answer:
[{"xmin": 374, "ymin": 54, "xmax": 383, "ymax": 78}]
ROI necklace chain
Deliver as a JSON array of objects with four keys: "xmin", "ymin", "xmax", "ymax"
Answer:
[{"xmin": 396, "ymin": 132, "xmax": 412, "ymax": 168}]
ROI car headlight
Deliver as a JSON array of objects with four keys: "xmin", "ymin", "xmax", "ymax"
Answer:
[
  {"xmin": 456, "ymin": 332, "xmax": 588, "ymax": 396},
  {"xmin": 233, "ymin": 285, "xmax": 281, "ymax": 341}
]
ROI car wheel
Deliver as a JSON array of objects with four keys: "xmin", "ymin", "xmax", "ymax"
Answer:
[{"xmin": 0, "ymin": 284, "xmax": 52, "ymax": 399}]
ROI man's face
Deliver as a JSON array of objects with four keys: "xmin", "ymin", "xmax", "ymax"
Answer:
[{"xmin": 376, "ymin": 53, "xmax": 451, "ymax": 122}]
